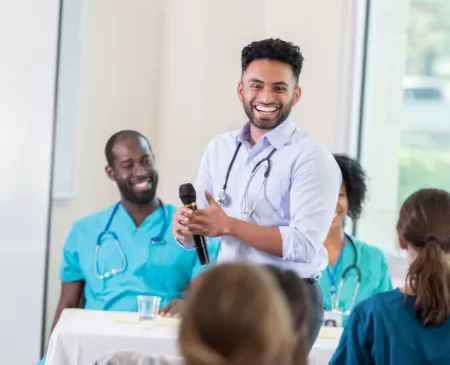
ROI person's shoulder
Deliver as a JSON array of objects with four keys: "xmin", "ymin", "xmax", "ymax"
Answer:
[
  {"xmin": 351, "ymin": 236, "xmax": 385, "ymax": 254},
  {"xmin": 206, "ymin": 129, "xmax": 239, "ymax": 149},
  {"xmin": 200, "ymin": 129, "xmax": 241, "ymax": 163},
  {"xmin": 353, "ymin": 289, "xmax": 403, "ymax": 319},
  {"xmin": 73, "ymin": 204, "xmax": 118, "ymax": 230},
  {"xmin": 287, "ymin": 125, "xmax": 340, "ymax": 183},
  {"xmin": 352, "ymin": 236, "xmax": 388, "ymax": 261},
  {"xmin": 162, "ymin": 203, "xmax": 178, "ymax": 217},
  {"xmin": 289, "ymin": 124, "xmax": 338, "ymax": 165},
  {"xmin": 290, "ymin": 124, "xmax": 326, "ymax": 152},
  {"xmin": 343, "ymin": 290, "xmax": 402, "ymax": 343},
  {"xmin": 374, "ymin": 289, "xmax": 403, "ymax": 302}
]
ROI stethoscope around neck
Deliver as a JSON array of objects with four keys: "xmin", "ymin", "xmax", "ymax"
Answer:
[
  {"xmin": 327, "ymin": 233, "xmax": 362, "ymax": 314},
  {"xmin": 216, "ymin": 142, "xmax": 277, "ymax": 216},
  {"xmin": 94, "ymin": 198, "xmax": 169, "ymax": 280}
]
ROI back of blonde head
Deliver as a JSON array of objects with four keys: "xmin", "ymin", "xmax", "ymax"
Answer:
[{"xmin": 179, "ymin": 263, "xmax": 295, "ymax": 365}]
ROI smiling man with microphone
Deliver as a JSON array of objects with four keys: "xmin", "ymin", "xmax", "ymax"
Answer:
[{"xmin": 173, "ymin": 38, "xmax": 341, "ymax": 350}]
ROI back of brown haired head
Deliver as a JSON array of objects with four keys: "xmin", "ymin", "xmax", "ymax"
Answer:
[
  {"xmin": 263, "ymin": 265, "xmax": 309, "ymax": 365},
  {"xmin": 178, "ymin": 263, "xmax": 297, "ymax": 365},
  {"xmin": 397, "ymin": 188, "xmax": 450, "ymax": 326}
]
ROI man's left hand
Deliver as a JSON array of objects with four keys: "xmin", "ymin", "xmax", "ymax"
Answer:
[
  {"xmin": 159, "ymin": 299, "xmax": 184, "ymax": 318},
  {"xmin": 182, "ymin": 191, "xmax": 232, "ymax": 237}
]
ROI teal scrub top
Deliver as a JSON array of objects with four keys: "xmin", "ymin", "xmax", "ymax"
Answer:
[
  {"xmin": 60, "ymin": 203, "xmax": 220, "ymax": 311},
  {"xmin": 330, "ymin": 289, "xmax": 450, "ymax": 365},
  {"xmin": 318, "ymin": 235, "xmax": 393, "ymax": 315}
]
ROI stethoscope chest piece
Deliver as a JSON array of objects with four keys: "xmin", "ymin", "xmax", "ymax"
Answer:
[
  {"xmin": 216, "ymin": 189, "xmax": 231, "ymax": 207},
  {"xmin": 151, "ymin": 238, "xmax": 164, "ymax": 245}
]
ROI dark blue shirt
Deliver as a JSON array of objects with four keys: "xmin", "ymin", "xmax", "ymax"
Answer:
[{"xmin": 330, "ymin": 289, "xmax": 450, "ymax": 365}]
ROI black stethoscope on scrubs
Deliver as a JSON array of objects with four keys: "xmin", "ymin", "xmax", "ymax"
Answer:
[
  {"xmin": 94, "ymin": 199, "xmax": 169, "ymax": 280},
  {"xmin": 326, "ymin": 233, "xmax": 362, "ymax": 314},
  {"xmin": 216, "ymin": 142, "xmax": 277, "ymax": 216}
]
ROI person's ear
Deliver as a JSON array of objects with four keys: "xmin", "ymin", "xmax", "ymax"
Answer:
[
  {"xmin": 105, "ymin": 165, "xmax": 115, "ymax": 181},
  {"xmin": 291, "ymin": 86, "xmax": 302, "ymax": 106},
  {"xmin": 237, "ymin": 81, "xmax": 243, "ymax": 102},
  {"xmin": 397, "ymin": 231, "xmax": 408, "ymax": 250}
]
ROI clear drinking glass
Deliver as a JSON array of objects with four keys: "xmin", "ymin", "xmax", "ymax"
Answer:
[{"xmin": 137, "ymin": 295, "xmax": 161, "ymax": 321}]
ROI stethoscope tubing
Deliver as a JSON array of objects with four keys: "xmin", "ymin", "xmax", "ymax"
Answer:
[
  {"xmin": 331, "ymin": 234, "xmax": 362, "ymax": 313},
  {"xmin": 94, "ymin": 199, "xmax": 169, "ymax": 280}
]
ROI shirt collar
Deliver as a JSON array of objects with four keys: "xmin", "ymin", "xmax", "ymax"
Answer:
[{"xmin": 235, "ymin": 118, "xmax": 296, "ymax": 150}]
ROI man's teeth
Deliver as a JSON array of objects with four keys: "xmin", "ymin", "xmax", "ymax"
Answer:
[
  {"xmin": 134, "ymin": 181, "xmax": 151, "ymax": 189},
  {"xmin": 255, "ymin": 106, "xmax": 277, "ymax": 113}
]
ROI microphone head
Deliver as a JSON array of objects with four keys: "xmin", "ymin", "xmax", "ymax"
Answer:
[{"xmin": 179, "ymin": 183, "xmax": 196, "ymax": 205}]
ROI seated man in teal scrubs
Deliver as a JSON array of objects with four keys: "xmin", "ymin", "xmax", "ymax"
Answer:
[
  {"xmin": 318, "ymin": 154, "xmax": 392, "ymax": 327},
  {"xmin": 37, "ymin": 130, "xmax": 219, "ymax": 365}
]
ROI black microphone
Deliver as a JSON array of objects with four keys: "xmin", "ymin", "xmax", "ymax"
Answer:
[{"xmin": 179, "ymin": 183, "xmax": 210, "ymax": 265}]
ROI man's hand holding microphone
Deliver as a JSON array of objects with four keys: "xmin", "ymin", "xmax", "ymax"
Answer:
[
  {"xmin": 173, "ymin": 183, "xmax": 233, "ymax": 250},
  {"xmin": 160, "ymin": 184, "xmax": 229, "ymax": 318}
]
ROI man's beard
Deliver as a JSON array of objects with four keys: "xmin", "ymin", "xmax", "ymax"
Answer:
[
  {"xmin": 117, "ymin": 175, "xmax": 158, "ymax": 206},
  {"xmin": 243, "ymin": 99, "xmax": 293, "ymax": 130}
]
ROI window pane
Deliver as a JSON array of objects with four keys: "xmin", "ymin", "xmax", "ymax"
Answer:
[{"xmin": 357, "ymin": 0, "xmax": 450, "ymax": 252}]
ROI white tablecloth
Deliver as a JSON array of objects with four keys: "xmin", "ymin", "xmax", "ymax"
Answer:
[{"xmin": 45, "ymin": 309, "xmax": 339, "ymax": 365}]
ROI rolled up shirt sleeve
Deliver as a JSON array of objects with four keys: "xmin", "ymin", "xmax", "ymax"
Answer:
[{"xmin": 280, "ymin": 147, "xmax": 341, "ymax": 262}]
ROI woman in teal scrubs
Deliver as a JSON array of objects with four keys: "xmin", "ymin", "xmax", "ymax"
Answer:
[
  {"xmin": 331, "ymin": 188, "xmax": 450, "ymax": 364},
  {"xmin": 318, "ymin": 154, "xmax": 392, "ymax": 326}
]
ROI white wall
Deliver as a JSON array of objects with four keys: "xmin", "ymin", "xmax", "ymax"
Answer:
[
  {"xmin": 45, "ymin": 0, "xmax": 361, "ymax": 340},
  {"xmin": 46, "ymin": 0, "xmax": 165, "ymax": 341},
  {"xmin": 0, "ymin": 0, "xmax": 59, "ymax": 364}
]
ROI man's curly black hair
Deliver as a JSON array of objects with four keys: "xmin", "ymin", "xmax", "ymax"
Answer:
[
  {"xmin": 241, "ymin": 38, "xmax": 304, "ymax": 81},
  {"xmin": 333, "ymin": 154, "xmax": 367, "ymax": 220}
]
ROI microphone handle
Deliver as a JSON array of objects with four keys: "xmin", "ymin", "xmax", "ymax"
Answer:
[
  {"xmin": 184, "ymin": 201, "xmax": 210, "ymax": 265},
  {"xmin": 193, "ymin": 234, "xmax": 210, "ymax": 265}
]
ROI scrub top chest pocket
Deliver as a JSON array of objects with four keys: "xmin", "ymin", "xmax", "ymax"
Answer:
[{"xmin": 144, "ymin": 239, "xmax": 195, "ymax": 293}]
